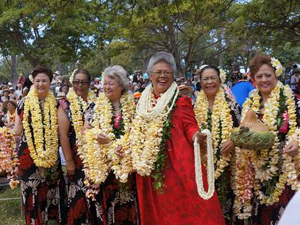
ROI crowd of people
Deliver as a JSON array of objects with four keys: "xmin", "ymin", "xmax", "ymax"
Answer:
[{"xmin": 0, "ymin": 52, "xmax": 300, "ymax": 225}]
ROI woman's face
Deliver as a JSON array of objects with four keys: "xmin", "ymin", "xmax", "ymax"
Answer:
[
  {"xmin": 200, "ymin": 69, "xmax": 221, "ymax": 98},
  {"xmin": 72, "ymin": 73, "xmax": 90, "ymax": 98},
  {"xmin": 150, "ymin": 61, "xmax": 174, "ymax": 95},
  {"xmin": 7, "ymin": 102, "xmax": 16, "ymax": 111},
  {"xmin": 33, "ymin": 73, "xmax": 51, "ymax": 99},
  {"xmin": 103, "ymin": 75, "xmax": 123, "ymax": 102},
  {"xmin": 253, "ymin": 64, "xmax": 277, "ymax": 96}
]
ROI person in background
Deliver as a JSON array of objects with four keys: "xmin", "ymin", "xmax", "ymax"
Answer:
[
  {"xmin": 1, "ymin": 89, "xmax": 9, "ymax": 102},
  {"xmin": 231, "ymin": 73, "xmax": 255, "ymax": 108},
  {"xmin": 2, "ymin": 100, "xmax": 17, "ymax": 128},
  {"xmin": 284, "ymin": 67, "xmax": 291, "ymax": 85},
  {"xmin": 15, "ymin": 84, "xmax": 23, "ymax": 100},
  {"xmin": 290, "ymin": 69, "xmax": 300, "ymax": 94}
]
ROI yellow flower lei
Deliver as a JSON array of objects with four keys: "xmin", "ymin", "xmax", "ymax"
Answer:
[
  {"xmin": 194, "ymin": 88, "xmax": 233, "ymax": 179},
  {"xmin": 66, "ymin": 88, "xmax": 96, "ymax": 153},
  {"xmin": 234, "ymin": 81, "xmax": 300, "ymax": 219},
  {"xmin": 83, "ymin": 92, "xmax": 135, "ymax": 186},
  {"xmin": 23, "ymin": 88, "xmax": 58, "ymax": 168}
]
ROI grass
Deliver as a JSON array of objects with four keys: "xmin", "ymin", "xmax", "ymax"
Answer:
[{"xmin": 0, "ymin": 185, "xmax": 24, "ymax": 225}]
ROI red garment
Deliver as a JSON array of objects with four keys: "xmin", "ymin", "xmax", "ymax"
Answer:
[{"xmin": 136, "ymin": 97, "xmax": 225, "ymax": 225}]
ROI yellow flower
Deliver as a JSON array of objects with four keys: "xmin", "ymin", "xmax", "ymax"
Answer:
[
  {"xmin": 83, "ymin": 93, "xmax": 135, "ymax": 188},
  {"xmin": 23, "ymin": 88, "xmax": 58, "ymax": 168},
  {"xmin": 194, "ymin": 88, "xmax": 233, "ymax": 179}
]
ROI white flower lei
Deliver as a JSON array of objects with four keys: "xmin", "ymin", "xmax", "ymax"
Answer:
[
  {"xmin": 23, "ymin": 88, "xmax": 58, "ymax": 168},
  {"xmin": 130, "ymin": 82, "xmax": 179, "ymax": 176},
  {"xmin": 83, "ymin": 92, "xmax": 135, "ymax": 186},
  {"xmin": 234, "ymin": 81, "xmax": 300, "ymax": 219},
  {"xmin": 194, "ymin": 129, "xmax": 215, "ymax": 200},
  {"xmin": 194, "ymin": 88, "xmax": 234, "ymax": 179}
]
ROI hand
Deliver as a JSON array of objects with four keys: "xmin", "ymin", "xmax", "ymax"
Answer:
[
  {"xmin": 283, "ymin": 141, "xmax": 298, "ymax": 156},
  {"xmin": 66, "ymin": 160, "xmax": 75, "ymax": 176},
  {"xmin": 115, "ymin": 145, "xmax": 124, "ymax": 157},
  {"xmin": 96, "ymin": 133, "xmax": 110, "ymax": 144},
  {"xmin": 221, "ymin": 140, "xmax": 235, "ymax": 155},
  {"xmin": 193, "ymin": 131, "xmax": 207, "ymax": 149}
]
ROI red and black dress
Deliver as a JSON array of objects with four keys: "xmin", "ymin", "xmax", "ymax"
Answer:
[
  {"xmin": 86, "ymin": 103, "xmax": 140, "ymax": 225},
  {"xmin": 59, "ymin": 99, "xmax": 91, "ymax": 225},
  {"xmin": 17, "ymin": 98, "xmax": 67, "ymax": 225}
]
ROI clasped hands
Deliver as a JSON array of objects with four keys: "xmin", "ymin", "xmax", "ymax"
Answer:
[{"xmin": 96, "ymin": 133, "xmax": 124, "ymax": 156}]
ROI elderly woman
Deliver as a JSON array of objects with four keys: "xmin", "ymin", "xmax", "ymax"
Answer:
[
  {"xmin": 58, "ymin": 69, "xmax": 95, "ymax": 224},
  {"xmin": 130, "ymin": 52, "xmax": 225, "ymax": 225},
  {"xmin": 13, "ymin": 66, "xmax": 66, "ymax": 225},
  {"xmin": 233, "ymin": 54, "xmax": 300, "ymax": 225},
  {"xmin": 193, "ymin": 65, "xmax": 241, "ymax": 222},
  {"xmin": 83, "ymin": 65, "xmax": 139, "ymax": 225}
]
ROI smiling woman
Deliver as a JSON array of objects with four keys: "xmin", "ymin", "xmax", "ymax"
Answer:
[
  {"xmin": 194, "ymin": 65, "xmax": 241, "ymax": 222},
  {"xmin": 233, "ymin": 54, "xmax": 300, "ymax": 225},
  {"xmin": 13, "ymin": 66, "xmax": 67, "ymax": 225},
  {"xmin": 131, "ymin": 52, "xmax": 226, "ymax": 225}
]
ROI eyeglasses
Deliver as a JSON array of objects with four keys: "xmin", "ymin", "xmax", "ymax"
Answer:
[
  {"xmin": 73, "ymin": 80, "xmax": 89, "ymax": 86},
  {"xmin": 201, "ymin": 76, "xmax": 219, "ymax": 82},
  {"xmin": 151, "ymin": 71, "xmax": 174, "ymax": 76}
]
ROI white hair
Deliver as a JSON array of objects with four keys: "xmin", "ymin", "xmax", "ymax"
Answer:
[
  {"xmin": 102, "ymin": 65, "xmax": 130, "ymax": 93},
  {"xmin": 147, "ymin": 52, "xmax": 177, "ymax": 73}
]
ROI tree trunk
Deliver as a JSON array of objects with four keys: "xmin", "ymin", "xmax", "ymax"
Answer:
[{"xmin": 11, "ymin": 54, "xmax": 18, "ymax": 88}]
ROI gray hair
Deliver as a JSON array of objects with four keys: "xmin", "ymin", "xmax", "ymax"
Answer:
[
  {"xmin": 147, "ymin": 51, "xmax": 177, "ymax": 73},
  {"xmin": 102, "ymin": 65, "xmax": 129, "ymax": 93}
]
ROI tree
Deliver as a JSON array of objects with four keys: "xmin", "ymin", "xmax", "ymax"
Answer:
[
  {"xmin": 0, "ymin": 0, "xmax": 108, "ymax": 67},
  {"xmin": 111, "ymin": 0, "xmax": 236, "ymax": 76}
]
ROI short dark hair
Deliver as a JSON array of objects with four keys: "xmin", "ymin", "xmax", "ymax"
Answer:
[
  {"xmin": 197, "ymin": 65, "xmax": 220, "ymax": 81},
  {"xmin": 73, "ymin": 69, "xmax": 92, "ymax": 82},
  {"xmin": 32, "ymin": 66, "xmax": 53, "ymax": 82}
]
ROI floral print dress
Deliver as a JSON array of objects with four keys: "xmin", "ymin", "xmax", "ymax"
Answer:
[
  {"xmin": 17, "ymin": 98, "xmax": 67, "ymax": 225},
  {"xmin": 59, "ymin": 99, "xmax": 91, "ymax": 225},
  {"xmin": 86, "ymin": 103, "xmax": 140, "ymax": 225}
]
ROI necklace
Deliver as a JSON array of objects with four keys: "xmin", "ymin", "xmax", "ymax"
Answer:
[{"xmin": 23, "ymin": 88, "xmax": 58, "ymax": 168}]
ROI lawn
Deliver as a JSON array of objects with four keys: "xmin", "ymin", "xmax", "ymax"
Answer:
[{"xmin": 0, "ymin": 185, "xmax": 24, "ymax": 225}]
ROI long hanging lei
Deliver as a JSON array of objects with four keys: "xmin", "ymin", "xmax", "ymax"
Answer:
[
  {"xmin": 23, "ymin": 88, "xmax": 58, "ymax": 168},
  {"xmin": 66, "ymin": 88, "xmax": 96, "ymax": 154},
  {"xmin": 194, "ymin": 88, "xmax": 234, "ymax": 179},
  {"xmin": 130, "ymin": 82, "xmax": 179, "ymax": 191},
  {"xmin": 83, "ymin": 92, "xmax": 135, "ymax": 190},
  {"xmin": 234, "ymin": 81, "xmax": 300, "ymax": 219}
]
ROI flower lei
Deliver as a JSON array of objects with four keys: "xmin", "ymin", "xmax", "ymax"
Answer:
[
  {"xmin": 23, "ymin": 88, "xmax": 58, "ymax": 168},
  {"xmin": 194, "ymin": 88, "xmax": 234, "ymax": 179},
  {"xmin": 83, "ymin": 92, "xmax": 135, "ymax": 189},
  {"xmin": 66, "ymin": 88, "xmax": 96, "ymax": 151},
  {"xmin": 194, "ymin": 129, "xmax": 215, "ymax": 200},
  {"xmin": 0, "ymin": 127, "xmax": 19, "ymax": 189},
  {"xmin": 234, "ymin": 81, "xmax": 300, "ymax": 219},
  {"xmin": 130, "ymin": 82, "xmax": 179, "ymax": 191}
]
